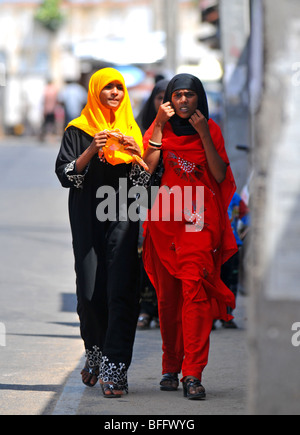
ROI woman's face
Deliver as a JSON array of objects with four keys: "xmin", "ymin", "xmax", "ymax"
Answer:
[
  {"xmin": 100, "ymin": 81, "xmax": 125, "ymax": 109},
  {"xmin": 154, "ymin": 90, "xmax": 165, "ymax": 113},
  {"xmin": 171, "ymin": 89, "xmax": 198, "ymax": 119}
]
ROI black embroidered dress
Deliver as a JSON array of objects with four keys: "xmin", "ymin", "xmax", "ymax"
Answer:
[{"xmin": 56, "ymin": 126, "xmax": 140, "ymax": 392}]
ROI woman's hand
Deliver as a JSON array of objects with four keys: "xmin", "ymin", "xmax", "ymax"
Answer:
[
  {"xmin": 76, "ymin": 131, "xmax": 108, "ymax": 174},
  {"xmin": 143, "ymin": 102, "xmax": 174, "ymax": 175},
  {"xmin": 122, "ymin": 136, "xmax": 142, "ymax": 157},
  {"xmin": 155, "ymin": 101, "xmax": 175, "ymax": 128},
  {"xmin": 90, "ymin": 131, "xmax": 109, "ymax": 154},
  {"xmin": 189, "ymin": 110, "xmax": 210, "ymax": 140},
  {"xmin": 190, "ymin": 110, "xmax": 227, "ymax": 184}
]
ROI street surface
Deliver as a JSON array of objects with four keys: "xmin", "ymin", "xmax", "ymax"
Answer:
[{"xmin": 0, "ymin": 136, "xmax": 248, "ymax": 415}]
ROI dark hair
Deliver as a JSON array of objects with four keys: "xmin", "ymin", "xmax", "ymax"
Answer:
[{"xmin": 136, "ymin": 79, "xmax": 169, "ymax": 134}]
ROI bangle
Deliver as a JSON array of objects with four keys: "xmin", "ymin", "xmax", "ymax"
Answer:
[
  {"xmin": 148, "ymin": 139, "xmax": 162, "ymax": 149},
  {"xmin": 148, "ymin": 145, "xmax": 161, "ymax": 151}
]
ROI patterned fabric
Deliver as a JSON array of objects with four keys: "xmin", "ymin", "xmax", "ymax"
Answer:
[
  {"xmin": 129, "ymin": 164, "xmax": 151, "ymax": 188},
  {"xmin": 85, "ymin": 345, "xmax": 102, "ymax": 368},
  {"xmin": 167, "ymin": 152, "xmax": 204, "ymax": 183},
  {"xmin": 100, "ymin": 356, "xmax": 128, "ymax": 393},
  {"xmin": 64, "ymin": 160, "xmax": 89, "ymax": 189},
  {"xmin": 85, "ymin": 348, "xmax": 128, "ymax": 393}
]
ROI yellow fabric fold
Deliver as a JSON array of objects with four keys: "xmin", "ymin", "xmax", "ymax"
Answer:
[{"xmin": 67, "ymin": 68, "xmax": 143, "ymax": 165}]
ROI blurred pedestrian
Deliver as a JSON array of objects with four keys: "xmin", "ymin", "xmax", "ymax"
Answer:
[
  {"xmin": 40, "ymin": 80, "xmax": 58, "ymax": 141},
  {"xmin": 58, "ymin": 79, "xmax": 87, "ymax": 127},
  {"xmin": 220, "ymin": 191, "xmax": 249, "ymax": 328},
  {"xmin": 142, "ymin": 74, "xmax": 237, "ymax": 400},
  {"xmin": 136, "ymin": 79, "xmax": 169, "ymax": 135},
  {"xmin": 55, "ymin": 68, "xmax": 144, "ymax": 398},
  {"xmin": 136, "ymin": 79, "xmax": 168, "ymax": 330}
]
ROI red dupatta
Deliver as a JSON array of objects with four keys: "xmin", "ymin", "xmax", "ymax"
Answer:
[{"xmin": 143, "ymin": 119, "xmax": 238, "ymax": 320}]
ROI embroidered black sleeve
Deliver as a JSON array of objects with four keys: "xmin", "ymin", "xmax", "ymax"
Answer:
[
  {"xmin": 129, "ymin": 164, "xmax": 151, "ymax": 188},
  {"xmin": 64, "ymin": 160, "xmax": 89, "ymax": 189}
]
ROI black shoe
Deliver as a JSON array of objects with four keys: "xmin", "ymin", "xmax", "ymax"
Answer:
[
  {"xmin": 222, "ymin": 319, "xmax": 238, "ymax": 329},
  {"xmin": 160, "ymin": 373, "xmax": 179, "ymax": 391},
  {"xmin": 183, "ymin": 377, "xmax": 206, "ymax": 400}
]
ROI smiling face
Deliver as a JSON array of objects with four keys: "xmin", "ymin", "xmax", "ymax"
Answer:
[
  {"xmin": 171, "ymin": 89, "xmax": 198, "ymax": 119},
  {"xmin": 100, "ymin": 80, "xmax": 125, "ymax": 110}
]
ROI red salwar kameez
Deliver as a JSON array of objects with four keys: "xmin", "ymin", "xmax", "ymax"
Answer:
[{"xmin": 143, "ymin": 119, "xmax": 237, "ymax": 382}]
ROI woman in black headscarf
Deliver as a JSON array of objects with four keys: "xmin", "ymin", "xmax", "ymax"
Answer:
[
  {"xmin": 136, "ymin": 79, "xmax": 169, "ymax": 135},
  {"xmin": 164, "ymin": 74, "xmax": 209, "ymax": 135},
  {"xmin": 135, "ymin": 79, "xmax": 169, "ymax": 330},
  {"xmin": 142, "ymin": 74, "xmax": 237, "ymax": 400}
]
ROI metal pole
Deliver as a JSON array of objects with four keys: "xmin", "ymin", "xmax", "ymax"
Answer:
[{"xmin": 163, "ymin": 0, "xmax": 178, "ymax": 75}]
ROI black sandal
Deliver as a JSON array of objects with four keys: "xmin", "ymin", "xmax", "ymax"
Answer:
[
  {"xmin": 160, "ymin": 373, "xmax": 179, "ymax": 391},
  {"xmin": 81, "ymin": 361, "xmax": 99, "ymax": 387},
  {"xmin": 137, "ymin": 314, "xmax": 151, "ymax": 330},
  {"xmin": 100, "ymin": 382, "xmax": 123, "ymax": 399},
  {"xmin": 183, "ymin": 377, "xmax": 206, "ymax": 400}
]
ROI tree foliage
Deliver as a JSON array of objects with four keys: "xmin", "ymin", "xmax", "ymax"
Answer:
[{"xmin": 35, "ymin": 0, "xmax": 64, "ymax": 32}]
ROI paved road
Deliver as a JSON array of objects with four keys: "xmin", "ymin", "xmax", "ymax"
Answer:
[{"xmin": 0, "ymin": 137, "xmax": 248, "ymax": 416}]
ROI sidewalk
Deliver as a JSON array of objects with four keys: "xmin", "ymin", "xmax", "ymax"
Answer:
[{"xmin": 51, "ymin": 295, "xmax": 248, "ymax": 416}]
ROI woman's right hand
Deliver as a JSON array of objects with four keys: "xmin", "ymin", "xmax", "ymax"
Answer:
[
  {"xmin": 155, "ymin": 101, "xmax": 175, "ymax": 128},
  {"xmin": 76, "ymin": 131, "xmax": 108, "ymax": 173},
  {"xmin": 90, "ymin": 131, "xmax": 108, "ymax": 154}
]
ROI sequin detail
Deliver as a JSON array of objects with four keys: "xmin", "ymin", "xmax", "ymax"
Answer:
[
  {"xmin": 100, "ymin": 356, "xmax": 128, "ymax": 393},
  {"xmin": 85, "ymin": 345, "xmax": 102, "ymax": 368},
  {"xmin": 167, "ymin": 152, "xmax": 204, "ymax": 182},
  {"xmin": 64, "ymin": 160, "xmax": 89, "ymax": 189},
  {"xmin": 184, "ymin": 206, "xmax": 207, "ymax": 232}
]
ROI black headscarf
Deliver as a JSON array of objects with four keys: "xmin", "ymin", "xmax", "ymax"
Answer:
[
  {"xmin": 163, "ymin": 74, "xmax": 209, "ymax": 136},
  {"xmin": 136, "ymin": 79, "xmax": 169, "ymax": 135}
]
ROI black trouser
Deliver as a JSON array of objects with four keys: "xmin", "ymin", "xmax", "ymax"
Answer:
[{"xmin": 221, "ymin": 250, "xmax": 240, "ymax": 315}]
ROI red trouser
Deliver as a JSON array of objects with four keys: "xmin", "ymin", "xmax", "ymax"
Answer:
[{"xmin": 151, "ymin": 256, "xmax": 213, "ymax": 382}]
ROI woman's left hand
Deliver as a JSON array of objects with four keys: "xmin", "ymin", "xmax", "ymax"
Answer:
[
  {"xmin": 190, "ymin": 109, "xmax": 227, "ymax": 183},
  {"xmin": 189, "ymin": 110, "xmax": 210, "ymax": 140},
  {"xmin": 122, "ymin": 136, "xmax": 142, "ymax": 158}
]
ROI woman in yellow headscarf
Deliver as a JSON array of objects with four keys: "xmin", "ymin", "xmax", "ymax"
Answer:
[{"xmin": 55, "ymin": 68, "xmax": 146, "ymax": 398}]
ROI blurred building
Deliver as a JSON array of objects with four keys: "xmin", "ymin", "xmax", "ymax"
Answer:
[
  {"xmin": 219, "ymin": 0, "xmax": 300, "ymax": 415},
  {"xmin": 247, "ymin": 0, "xmax": 300, "ymax": 415},
  {"xmin": 0, "ymin": 0, "xmax": 254, "ymax": 211},
  {"xmin": 0, "ymin": 0, "xmax": 217, "ymax": 135}
]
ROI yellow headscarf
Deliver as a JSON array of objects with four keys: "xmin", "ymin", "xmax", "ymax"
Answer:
[{"xmin": 67, "ymin": 68, "xmax": 144, "ymax": 165}]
